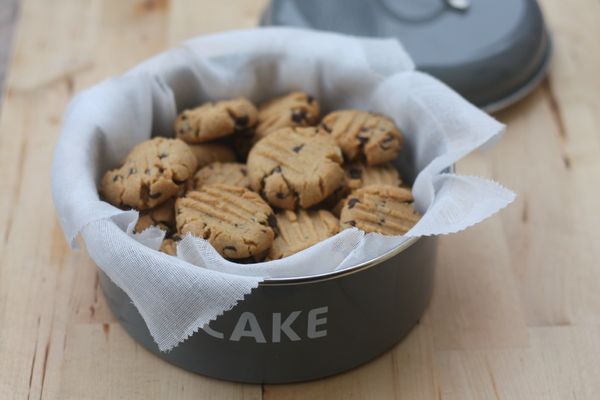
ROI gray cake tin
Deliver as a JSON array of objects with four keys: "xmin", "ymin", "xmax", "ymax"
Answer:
[
  {"xmin": 260, "ymin": 0, "xmax": 552, "ymax": 112},
  {"xmin": 100, "ymin": 234, "xmax": 436, "ymax": 383},
  {"xmin": 100, "ymin": 165, "xmax": 443, "ymax": 384}
]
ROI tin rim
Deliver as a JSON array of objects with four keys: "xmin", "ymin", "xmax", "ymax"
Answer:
[{"xmin": 261, "ymin": 235, "xmax": 421, "ymax": 286}]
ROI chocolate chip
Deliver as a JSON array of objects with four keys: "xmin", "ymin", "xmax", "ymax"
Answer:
[
  {"xmin": 223, "ymin": 245, "xmax": 237, "ymax": 254},
  {"xmin": 267, "ymin": 214, "xmax": 278, "ymax": 230},
  {"xmin": 292, "ymin": 143, "xmax": 305, "ymax": 153},
  {"xmin": 272, "ymin": 165, "xmax": 282, "ymax": 174},
  {"xmin": 307, "ymin": 95, "xmax": 315, "ymax": 103},
  {"xmin": 348, "ymin": 167, "xmax": 362, "ymax": 179},
  {"xmin": 159, "ymin": 153, "xmax": 168, "ymax": 159},
  {"xmin": 173, "ymin": 179, "xmax": 186, "ymax": 185},
  {"xmin": 382, "ymin": 133, "xmax": 395, "ymax": 142},
  {"xmin": 360, "ymin": 127, "xmax": 370, "ymax": 132},
  {"xmin": 346, "ymin": 220, "xmax": 356, "ymax": 227},
  {"xmin": 112, "ymin": 175, "xmax": 122, "ymax": 182},
  {"xmin": 380, "ymin": 133, "xmax": 396, "ymax": 150},
  {"xmin": 357, "ymin": 135, "xmax": 369, "ymax": 145},
  {"xmin": 321, "ymin": 123, "xmax": 332, "ymax": 133},
  {"xmin": 128, "ymin": 168, "xmax": 137, "ymax": 176},
  {"xmin": 276, "ymin": 192, "xmax": 286, "ymax": 199},
  {"xmin": 347, "ymin": 198, "xmax": 359, "ymax": 209},
  {"xmin": 144, "ymin": 169, "xmax": 151, "ymax": 175},
  {"xmin": 378, "ymin": 217, "xmax": 386, "ymax": 225},
  {"xmin": 291, "ymin": 110, "xmax": 307, "ymax": 123},
  {"xmin": 241, "ymin": 167, "xmax": 247, "ymax": 176},
  {"xmin": 180, "ymin": 114, "xmax": 187, "ymax": 120},
  {"xmin": 235, "ymin": 115, "xmax": 249, "ymax": 129}
]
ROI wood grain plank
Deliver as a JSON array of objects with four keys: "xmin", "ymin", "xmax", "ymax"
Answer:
[
  {"xmin": 430, "ymin": 153, "xmax": 529, "ymax": 350},
  {"xmin": 264, "ymin": 322, "xmax": 438, "ymax": 400},
  {"xmin": 0, "ymin": 0, "xmax": 19, "ymax": 100},
  {"xmin": 489, "ymin": 0, "xmax": 600, "ymax": 328},
  {"xmin": 435, "ymin": 326, "xmax": 600, "ymax": 400}
]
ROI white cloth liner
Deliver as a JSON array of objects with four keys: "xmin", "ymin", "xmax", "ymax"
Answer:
[{"xmin": 51, "ymin": 28, "xmax": 515, "ymax": 351}]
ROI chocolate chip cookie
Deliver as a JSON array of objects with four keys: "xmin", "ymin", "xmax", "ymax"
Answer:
[
  {"xmin": 175, "ymin": 184, "xmax": 275, "ymax": 259},
  {"xmin": 345, "ymin": 162, "xmax": 402, "ymax": 191},
  {"xmin": 340, "ymin": 184, "xmax": 420, "ymax": 235},
  {"xmin": 321, "ymin": 110, "xmax": 403, "ymax": 165},
  {"xmin": 255, "ymin": 92, "xmax": 320, "ymax": 140},
  {"xmin": 267, "ymin": 209, "xmax": 340, "ymax": 260},
  {"xmin": 247, "ymin": 127, "xmax": 344, "ymax": 209},
  {"xmin": 189, "ymin": 162, "xmax": 250, "ymax": 191},
  {"xmin": 134, "ymin": 198, "xmax": 175, "ymax": 235},
  {"xmin": 188, "ymin": 143, "xmax": 236, "ymax": 169},
  {"xmin": 160, "ymin": 237, "xmax": 178, "ymax": 256},
  {"xmin": 175, "ymin": 97, "xmax": 258, "ymax": 143},
  {"xmin": 100, "ymin": 138, "xmax": 197, "ymax": 210}
]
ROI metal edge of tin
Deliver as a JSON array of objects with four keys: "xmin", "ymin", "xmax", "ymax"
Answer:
[
  {"xmin": 260, "ymin": 235, "xmax": 422, "ymax": 286},
  {"xmin": 482, "ymin": 31, "xmax": 552, "ymax": 114}
]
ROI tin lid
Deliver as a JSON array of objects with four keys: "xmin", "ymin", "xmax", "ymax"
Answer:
[{"xmin": 260, "ymin": 0, "xmax": 552, "ymax": 112}]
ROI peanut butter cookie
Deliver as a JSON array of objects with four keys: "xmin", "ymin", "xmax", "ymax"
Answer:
[
  {"xmin": 160, "ymin": 237, "xmax": 178, "ymax": 256},
  {"xmin": 345, "ymin": 162, "xmax": 402, "ymax": 190},
  {"xmin": 188, "ymin": 143, "xmax": 236, "ymax": 169},
  {"xmin": 321, "ymin": 110, "xmax": 403, "ymax": 165},
  {"xmin": 175, "ymin": 184, "xmax": 275, "ymax": 259},
  {"xmin": 189, "ymin": 162, "xmax": 250, "ymax": 191},
  {"xmin": 134, "ymin": 198, "xmax": 175, "ymax": 235},
  {"xmin": 247, "ymin": 127, "xmax": 344, "ymax": 209},
  {"xmin": 340, "ymin": 185, "xmax": 420, "ymax": 235},
  {"xmin": 267, "ymin": 209, "xmax": 340, "ymax": 260},
  {"xmin": 255, "ymin": 92, "xmax": 320, "ymax": 140},
  {"xmin": 100, "ymin": 137, "xmax": 197, "ymax": 210},
  {"xmin": 175, "ymin": 97, "xmax": 257, "ymax": 143}
]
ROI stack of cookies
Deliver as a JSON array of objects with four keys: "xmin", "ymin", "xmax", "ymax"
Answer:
[{"xmin": 99, "ymin": 92, "xmax": 421, "ymax": 262}]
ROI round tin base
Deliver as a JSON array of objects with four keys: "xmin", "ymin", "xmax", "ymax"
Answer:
[{"xmin": 100, "ymin": 236, "xmax": 437, "ymax": 384}]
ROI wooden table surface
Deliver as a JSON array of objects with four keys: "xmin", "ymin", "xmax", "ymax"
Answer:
[{"xmin": 1, "ymin": 0, "xmax": 599, "ymax": 398}]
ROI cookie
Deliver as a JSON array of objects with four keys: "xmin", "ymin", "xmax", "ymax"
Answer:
[
  {"xmin": 160, "ymin": 238, "xmax": 178, "ymax": 256},
  {"xmin": 175, "ymin": 97, "xmax": 258, "ymax": 143},
  {"xmin": 188, "ymin": 143, "xmax": 236, "ymax": 169},
  {"xmin": 321, "ymin": 110, "xmax": 403, "ymax": 165},
  {"xmin": 345, "ymin": 162, "xmax": 402, "ymax": 191},
  {"xmin": 189, "ymin": 162, "xmax": 250, "ymax": 191},
  {"xmin": 340, "ymin": 185, "xmax": 420, "ymax": 235},
  {"xmin": 134, "ymin": 198, "xmax": 175, "ymax": 235},
  {"xmin": 267, "ymin": 209, "xmax": 340, "ymax": 260},
  {"xmin": 100, "ymin": 138, "xmax": 197, "ymax": 210},
  {"xmin": 255, "ymin": 92, "xmax": 320, "ymax": 140},
  {"xmin": 247, "ymin": 127, "xmax": 344, "ymax": 209},
  {"xmin": 175, "ymin": 184, "xmax": 275, "ymax": 259}
]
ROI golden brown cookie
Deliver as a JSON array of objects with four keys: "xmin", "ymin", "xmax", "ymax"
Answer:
[
  {"xmin": 189, "ymin": 162, "xmax": 250, "ymax": 191},
  {"xmin": 175, "ymin": 97, "xmax": 258, "ymax": 143},
  {"xmin": 326, "ymin": 162, "xmax": 404, "ymax": 215},
  {"xmin": 160, "ymin": 238, "xmax": 178, "ymax": 256},
  {"xmin": 100, "ymin": 138, "xmax": 197, "ymax": 210},
  {"xmin": 255, "ymin": 92, "xmax": 320, "ymax": 140},
  {"xmin": 267, "ymin": 209, "xmax": 340, "ymax": 260},
  {"xmin": 134, "ymin": 198, "xmax": 175, "ymax": 235},
  {"xmin": 345, "ymin": 162, "xmax": 402, "ymax": 190},
  {"xmin": 188, "ymin": 143, "xmax": 237, "ymax": 169},
  {"xmin": 175, "ymin": 184, "xmax": 275, "ymax": 259},
  {"xmin": 339, "ymin": 185, "xmax": 420, "ymax": 235},
  {"xmin": 321, "ymin": 110, "xmax": 403, "ymax": 165},
  {"xmin": 247, "ymin": 127, "xmax": 344, "ymax": 209}
]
